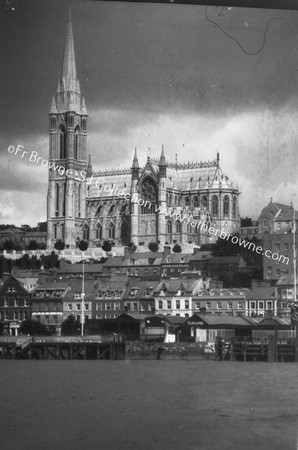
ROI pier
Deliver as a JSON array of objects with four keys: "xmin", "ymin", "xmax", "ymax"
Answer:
[
  {"xmin": 0, "ymin": 336, "xmax": 126, "ymax": 360},
  {"xmin": 217, "ymin": 337, "xmax": 297, "ymax": 362}
]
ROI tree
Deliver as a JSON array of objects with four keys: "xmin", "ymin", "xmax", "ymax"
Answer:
[
  {"xmin": 28, "ymin": 240, "xmax": 38, "ymax": 250},
  {"xmin": 148, "ymin": 242, "xmax": 159, "ymax": 252},
  {"xmin": 61, "ymin": 315, "xmax": 80, "ymax": 336},
  {"xmin": 127, "ymin": 242, "xmax": 137, "ymax": 253},
  {"xmin": 3, "ymin": 239, "xmax": 13, "ymax": 250},
  {"xmin": 241, "ymin": 217, "xmax": 253, "ymax": 227},
  {"xmin": 172, "ymin": 243, "xmax": 182, "ymax": 253},
  {"xmin": 102, "ymin": 240, "xmax": 112, "ymax": 252},
  {"xmin": 20, "ymin": 319, "xmax": 50, "ymax": 336},
  {"xmin": 54, "ymin": 239, "xmax": 65, "ymax": 252},
  {"xmin": 213, "ymin": 236, "xmax": 240, "ymax": 257},
  {"xmin": 20, "ymin": 224, "xmax": 32, "ymax": 232},
  {"xmin": 37, "ymin": 222, "xmax": 47, "ymax": 232},
  {"xmin": 78, "ymin": 240, "xmax": 88, "ymax": 251}
]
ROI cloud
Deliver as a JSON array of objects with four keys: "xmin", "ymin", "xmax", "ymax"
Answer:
[{"xmin": 88, "ymin": 104, "xmax": 298, "ymax": 219}]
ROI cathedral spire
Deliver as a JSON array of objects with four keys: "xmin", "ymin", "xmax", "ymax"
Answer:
[
  {"xmin": 56, "ymin": 7, "xmax": 81, "ymax": 113},
  {"xmin": 61, "ymin": 7, "xmax": 77, "ymax": 91}
]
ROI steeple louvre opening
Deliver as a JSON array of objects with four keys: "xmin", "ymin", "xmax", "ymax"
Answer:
[{"xmin": 58, "ymin": 125, "xmax": 66, "ymax": 159}]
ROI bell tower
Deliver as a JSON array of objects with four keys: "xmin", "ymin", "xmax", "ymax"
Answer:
[{"xmin": 47, "ymin": 9, "xmax": 87, "ymax": 248}]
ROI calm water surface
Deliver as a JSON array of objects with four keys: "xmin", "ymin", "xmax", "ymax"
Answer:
[{"xmin": 0, "ymin": 360, "xmax": 297, "ymax": 450}]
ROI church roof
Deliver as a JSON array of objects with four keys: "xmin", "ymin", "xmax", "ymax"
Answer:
[{"xmin": 88, "ymin": 155, "xmax": 237, "ymax": 199}]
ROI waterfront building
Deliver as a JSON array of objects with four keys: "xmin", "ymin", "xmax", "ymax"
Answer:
[{"xmin": 0, "ymin": 273, "xmax": 31, "ymax": 335}]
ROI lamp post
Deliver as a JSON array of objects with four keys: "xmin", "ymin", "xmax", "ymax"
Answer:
[
  {"xmin": 78, "ymin": 239, "xmax": 89, "ymax": 336},
  {"xmin": 81, "ymin": 259, "xmax": 85, "ymax": 336}
]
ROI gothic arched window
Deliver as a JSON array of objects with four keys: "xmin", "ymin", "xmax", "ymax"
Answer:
[
  {"xmin": 201, "ymin": 195, "xmax": 207, "ymax": 208},
  {"xmin": 108, "ymin": 222, "xmax": 115, "ymax": 239},
  {"xmin": 78, "ymin": 185, "xmax": 81, "ymax": 217},
  {"xmin": 223, "ymin": 196, "xmax": 230, "ymax": 216},
  {"xmin": 167, "ymin": 221, "xmax": 172, "ymax": 235},
  {"xmin": 56, "ymin": 184, "xmax": 59, "ymax": 215},
  {"xmin": 96, "ymin": 223, "xmax": 102, "ymax": 240},
  {"xmin": 83, "ymin": 225, "xmax": 89, "ymax": 241},
  {"xmin": 211, "ymin": 195, "xmax": 218, "ymax": 216},
  {"xmin": 58, "ymin": 125, "xmax": 66, "ymax": 159},
  {"xmin": 233, "ymin": 196, "xmax": 237, "ymax": 219},
  {"xmin": 140, "ymin": 178, "xmax": 157, "ymax": 202},
  {"xmin": 176, "ymin": 222, "xmax": 181, "ymax": 234},
  {"xmin": 121, "ymin": 221, "xmax": 128, "ymax": 243},
  {"xmin": 74, "ymin": 126, "xmax": 80, "ymax": 159},
  {"xmin": 194, "ymin": 197, "xmax": 199, "ymax": 208},
  {"xmin": 62, "ymin": 183, "xmax": 66, "ymax": 217}
]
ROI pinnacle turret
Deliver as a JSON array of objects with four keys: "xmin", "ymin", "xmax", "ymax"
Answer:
[
  {"xmin": 87, "ymin": 154, "xmax": 93, "ymax": 178},
  {"xmin": 50, "ymin": 97, "xmax": 57, "ymax": 114},
  {"xmin": 132, "ymin": 148, "xmax": 139, "ymax": 169},
  {"xmin": 159, "ymin": 145, "xmax": 166, "ymax": 166},
  {"xmin": 131, "ymin": 148, "xmax": 139, "ymax": 181}
]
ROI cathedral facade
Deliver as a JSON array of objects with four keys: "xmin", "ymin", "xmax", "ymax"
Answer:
[{"xmin": 47, "ymin": 12, "xmax": 240, "ymax": 249}]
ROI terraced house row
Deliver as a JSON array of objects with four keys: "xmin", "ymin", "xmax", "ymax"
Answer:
[{"xmin": 0, "ymin": 267, "xmax": 295, "ymax": 336}]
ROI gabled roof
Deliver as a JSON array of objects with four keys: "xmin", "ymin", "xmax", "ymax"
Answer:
[
  {"xmin": 274, "ymin": 204, "xmax": 297, "ymax": 222},
  {"xmin": 116, "ymin": 312, "xmax": 147, "ymax": 322},
  {"xmin": 63, "ymin": 279, "xmax": 98, "ymax": 299},
  {"xmin": 184, "ymin": 313, "xmax": 255, "ymax": 328},
  {"xmin": 161, "ymin": 253, "xmax": 190, "ymax": 264},
  {"xmin": 0, "ymin": 227, "xmax": 24, "ymax": 235},
  {"xmin": 192, "ymin": 288, "xmax": 250, "ymax": 299},
  {"xmin": 12, "ymin": 269, "xmax": 40, "ymax": 278},
  {"xmin": 124, "ymin": 279, "xmax": 159, "ymax": 299},
  {"xmin": 258, "ymin": 316, "xmax": 291, "ymax": 327},
  {"xmin": 35, "ymin": 280, "xmax": 70, "ymax": 290},
  {"xmin": 246, "ymin": 287, "xmax": 276, "ymax": 300},
  {"xmin": 276, "ymin": 275, "xmax": 297, "ymax": 286},
  {"xmin": 0, "ymin": 273, "xmax": 29, "ymax": 295},
  {"xmin": 272, "ymin": 225, "xmax": 292, "ymax": 234},
  {"xmin": 23, "ymin": 231, "xmax": 47, "ymax": 237},
  {"xmin": 58, "ymin": 262, "xmax": 103, "ymax": 274},
  {"xmin": 189, "ymin": 251, "xmax": 212, "ymax": 262},
  {"xmin": 102, "ymin": 257, "xmax": 124, "ymax": 268},
  {"xmin": 208, "ymin": 256, "xmax": 245, "ymax": 265},
  {"xmin": 154, "ymin": 279, "xmax": 201, "ymax": 295}
]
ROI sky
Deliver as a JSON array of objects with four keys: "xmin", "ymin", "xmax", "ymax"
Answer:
[{"xmin": 1, "ymin": 0, "xmax": 298, "ymax": 226}]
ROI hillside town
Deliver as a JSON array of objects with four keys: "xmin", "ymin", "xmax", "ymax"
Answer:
[{"xmin": 0, "ymin": 199, "xmax": 296, "ymax": 345}]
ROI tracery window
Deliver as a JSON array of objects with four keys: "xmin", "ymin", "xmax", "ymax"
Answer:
[{"xmin": 223, "ymin": 196, "xmax": 229, "ymax": 216}]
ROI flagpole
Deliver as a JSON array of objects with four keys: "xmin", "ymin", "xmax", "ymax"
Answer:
[{"xmin": 81, "ymin": 260, "xmax": 85, "ymax": 336}]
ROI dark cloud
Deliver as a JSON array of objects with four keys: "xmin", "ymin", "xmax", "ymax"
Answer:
[{"xmin": 2, "ymin": 0, "xmax": 298, "ymax": 224}]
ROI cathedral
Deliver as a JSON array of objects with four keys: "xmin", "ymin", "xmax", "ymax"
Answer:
[{"xmin": 47, "ymin": 12, "xmax": 240, "ymax": 249}]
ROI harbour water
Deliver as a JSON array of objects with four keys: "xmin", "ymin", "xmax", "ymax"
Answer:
[{"xmin": 0, "ymin": 360, "xmax": 296, "ymax": 450}]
